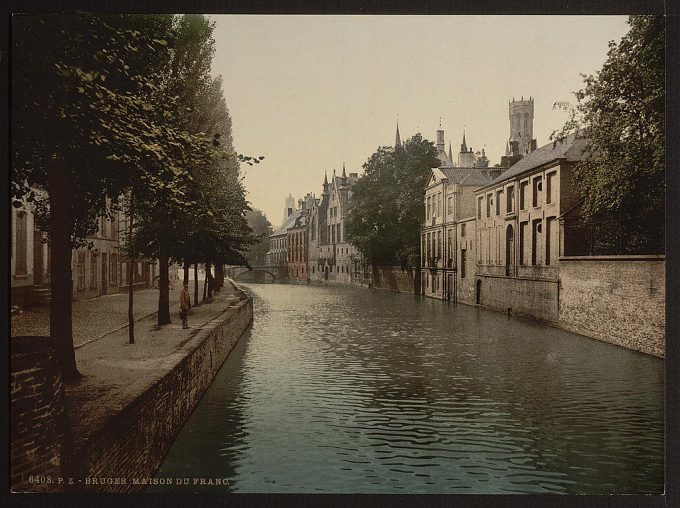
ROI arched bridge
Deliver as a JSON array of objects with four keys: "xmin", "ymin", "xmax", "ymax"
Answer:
[{"xmin": 225, "ymin": 265, "xmax": 285, "ymax": 282}]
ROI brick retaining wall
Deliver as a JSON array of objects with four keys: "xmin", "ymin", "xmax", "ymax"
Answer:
[
  {"xmin": 68, "ymin": 295, "xmax": 253, "ymax": 492},
  {"xmin": 11, "ymin": 337, "xmax": 72, "ymax": 493},
  {"xmin": 558, "ymin": 256, "xmax": 665, "ymax": 357}
]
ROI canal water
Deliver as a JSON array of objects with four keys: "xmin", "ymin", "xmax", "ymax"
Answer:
[{"xmin": 151, "ymin": 283, "xmax": 664, "ymax": 494}]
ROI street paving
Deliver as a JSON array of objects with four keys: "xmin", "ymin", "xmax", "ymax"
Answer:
[
  {"xmin": 62, "ymin": 281, "xmax": 246, "ymax": 454},
  {"xmin": 10, "ymin": 285, "xmax": 221, "ymax": 347}
]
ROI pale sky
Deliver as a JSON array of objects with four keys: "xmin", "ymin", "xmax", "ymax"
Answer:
[{"xmin": 210, "ymin": 15, "xmax": 630, "ymax": 228}]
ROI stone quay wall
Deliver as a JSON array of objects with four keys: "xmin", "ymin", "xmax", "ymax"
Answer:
[
  {"xmin": 372, "ymin": 265, "xmax": 419, "ymax": 294},
  {"xmin": 10, "ymin": 288, "xmax": 253, "ymax": 493},
  {"xmin": 70, "ymin": 293, "xmax": 253, "ymax": 492},
  {"xmin": 474, "ymin": 274, "xmax": 560, "ymax": 323},
  {"xmin": 558, "ymin": 256, "xmax": 665, "ymax": 357},
  {"xmin": 10, "ymin": 337, "xmax": 72, "ymax": 493}
]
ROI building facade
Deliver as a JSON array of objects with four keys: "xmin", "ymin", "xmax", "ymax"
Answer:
[
  {"xmin": 287, "ymin": 209, "xmax": 308, "ymax": 280},
  {"xmin": 268, "ymin": 208, "xmax": 301, "ymax": 268},
  {"xmin": 420, "ymin": 163, "xmax": 494, "ymax": 302},
  {"xmin": 11, "ymin": 202, "xmax": 36, "ymax": 308},
  {"xmin": 308, "ymin": 166, "xmax": 361, "ymax": 283},
  {"xmin": 472, "ymin": 133, "xmax": 586, "ymax": 318}
]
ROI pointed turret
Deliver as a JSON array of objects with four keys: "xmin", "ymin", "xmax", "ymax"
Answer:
[
  {"xmin": 448, "ymin": 142, "xmax": 453, "ymax": 163},
  {"xmin": 505, "ymin": 140, "xmax": 510, "ymax": 156},
  {"xmin": 342, "ymin": 162, "xmax": 347, "ymax": 179},
  {"xmin": 460, "ymin": 131, "xmax": 468, "ymax": 153},
  {"xmin": 322, "ymin": 171, "xmax": 329, "ymax": 195},
  {"xmin": 395, "ymin": 122, "xmax": 401, "ymax": 148}
]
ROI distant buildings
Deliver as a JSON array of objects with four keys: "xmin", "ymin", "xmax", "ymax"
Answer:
[{"xmin": 266, "ymin": 165, "xmax": 363, "ymax": 283}]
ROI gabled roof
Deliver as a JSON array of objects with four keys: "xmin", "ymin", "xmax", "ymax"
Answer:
[
  {"xmin": 488, "ymin": 133, "xmax": 588, "ymax": 186},
  {"xmin": 437, "ymin": 167, "xmax": 494, "ymax": 187},
  {"xmin": 271, "ymin": 209, "xmax": 302, "ymax": 237}
]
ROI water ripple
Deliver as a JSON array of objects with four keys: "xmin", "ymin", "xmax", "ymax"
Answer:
[{"xmin": 152, "ymin": 283, "xmax": 664, "ymax": 494}]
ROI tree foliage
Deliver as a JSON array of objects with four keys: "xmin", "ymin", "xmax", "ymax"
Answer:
[
  {"xmin": 12, "ymin": 13, "xmax": 261, "ymax": 376},
  {"xmin": 244, "ymin": 209, "xmax": 274, "ymax": 266},
  {"xmin": 553, "ymin": 15, "xmax": 664, "ymax": 253},
  {"xmin": 346, "ymin": 134, "xmax": 440, "ymax": 268}
]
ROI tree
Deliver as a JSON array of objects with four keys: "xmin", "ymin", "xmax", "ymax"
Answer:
[
  {"xmin": 12, "ymin": 14, "xmax": 190, "ymax": 379},
  {"xmin": 553, "ymin": 15, "xmax": 664, "ymax": 253},
  {"xmin": 244, "ymin": 209, "xmax": 274, "ymax": 266},
  {"xmin": 346, "ymin": 134, "xmax": 440, "ymax": 268},
  {"xmin": 131, "ymin": 15, "xmax": 259, "ymax": 319}
]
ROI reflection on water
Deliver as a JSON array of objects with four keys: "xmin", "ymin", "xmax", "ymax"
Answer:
[{"xmin": 151, "ymin": 283, "xmax": 664, "ymax": 494}]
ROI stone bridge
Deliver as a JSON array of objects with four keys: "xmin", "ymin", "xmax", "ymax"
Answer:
[{"xmin": 225, "ymin": 265, "xmax": 286, "ymax": 282}]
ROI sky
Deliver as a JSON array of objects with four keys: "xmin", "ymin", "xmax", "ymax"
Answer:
[{"xmin": 210, "ymin": 15, "xmax": 630, "ymax": 228}]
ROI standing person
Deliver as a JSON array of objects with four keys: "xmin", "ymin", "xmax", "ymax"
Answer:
[{"xmin": 179, "ymin": 284, "xmax": 191, "ymax": 329}]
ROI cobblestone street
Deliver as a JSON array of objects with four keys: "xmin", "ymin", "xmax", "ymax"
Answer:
[{"xmin": 10, "ymin": 287, "xmax": 214, "ymax": 347}]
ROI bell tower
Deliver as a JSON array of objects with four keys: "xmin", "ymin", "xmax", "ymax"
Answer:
[{"xmin": 509, "ymin": 96, "xmax": 535, "ymax": 155}]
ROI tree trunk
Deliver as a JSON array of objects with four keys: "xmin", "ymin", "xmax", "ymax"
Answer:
[
  {"xmin": 127, "ymin": 193, "xmax": 135, "ymax": 344},
  {"xmin": 157, "ymin": 254, "xmax": 171, "ymax": 325},
  {"xmin": 183, "ymin": 263, "xmax": 189, "ymax": 287},
  {"xmin": 202, "ymin": 261, "xmax": 209, "ymax": 303},
  {"xmin": 207, "ymin": 261, "xmax": 214, "ymax": 300},
  {"xmin": 193, "ymin": 263, "xmax": 199, "ymax": 306},
  {"xmin": 215, "ymin": 264, "xmax": 223, "ymax": 290},
  {"xmin": 49, "ymin": 167, "xmax": 81, "ymax": 381}
]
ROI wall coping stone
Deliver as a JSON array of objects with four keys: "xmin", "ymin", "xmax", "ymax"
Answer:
[{"xmin": 560, "ymin": 255, "xmax": 665, "ymax": 262}]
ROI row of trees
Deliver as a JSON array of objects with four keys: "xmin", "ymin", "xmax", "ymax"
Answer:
[{"xmin": 13, "ymin": 14, "xmax": 260, "ymax": 380}]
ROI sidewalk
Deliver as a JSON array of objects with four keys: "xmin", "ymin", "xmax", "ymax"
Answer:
[
  {"xmin": 11, "ymin": 287, "xmax": 211, "ymax": 347},
  {"xmin": 64, "ymin": 281, "xmax": 247, "ymax": 455}
]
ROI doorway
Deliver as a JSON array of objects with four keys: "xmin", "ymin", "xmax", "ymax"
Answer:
[
  {"xmin": 475, "ymin": 279, "xmax": 482, "ymax": 305},
  {"xmin": 505, "ymin": 224, "xmax": 515, "ymax": 276}
]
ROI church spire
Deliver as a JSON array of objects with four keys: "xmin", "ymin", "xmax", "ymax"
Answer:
[
  {"xmin": 448, "ymin": 142, "xmax": 453, "ymax": 163},
  {"xmin": 505, "ymin": 140, "xmax": 510, "ymax": 156},
  {"xmin": 342, "ymin": 162, "xmax": 347, "ymax": 178},
  {"xmin": 460, "ymin": 131, "xmax": 468, "ymax": 153},
  {"xmin": 395, "ymin": 121, "xmax": 401, "ymax": 148}
]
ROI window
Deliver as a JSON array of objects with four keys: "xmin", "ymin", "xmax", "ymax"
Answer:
[
  {"xmin": 437, "ymin": 231, "xmax": 442, "ymax": 258},
  {"xmin": 496, "ymin": 190, "xmax": 503, "ymax": 215},
  {"xmin": 477, "ymin": 196, "xmax": 483, "ymax": 219},
  {"xmin": 546, "ymin": 172, "xmax": 556, "ymax": 204},
  {"xmin": 438, "ymin": 192, "xmax": 442, "ymax": 218},
  {"xmin": 460, "ymin": 249, "xmax": 466, "ymax": 278},
  {"xmin": 90, "ymin": 253, "xmax": 98, "ymax": 289},
  {"xmin": 546, "ymin": 217, "xmax": 557, "ymax": 265},
  {"xmin": 447, "ymin": 234, "xmax": 452, "ymax": 265},
  {"xmin": 111, "ymin": 213, "xmax": 118, "ymax": 239},
  {"xmin": 14, "ymin": 211, "xmax": 28, "ymax": 275},
  {"xmin": 520, "ymin": 181, "xmax": 528, "ymax": 210},
  {"xmin": 533, "ymin": 176, "xmax": 542, "ymax": 207},
  {"xmin": 426, "ymin": 233, "xmax": 430, "ymax": 262},
  {"xmin": 506, "ymin": 186, "xmax": 515, "ymax": 213},
  {"xmin": 448, "ymin": 196, "xmax": 453, "ymax": 216},
  {"xmin": 426, "ymin": 196, "xmax": 431, "ymax": 219},
  {"xmin": 109, "ymin": 253, "xmax": 118, "ymax": 284},
  {"xmin": 519, "ymin": 221, "xmax": 528, "ymax": 265},
  {"xmin": 78, "ymin": 252, "xmax": 86, "ymax": 289},
  {"xmin": 461, "ymin": 223, "xmax": 466, "ymax": 237},
  {"xmin": 532, "ymin": 219, "xmax": 542, "ymax": 266},
  {"xmin": 486, "ymin": 194, "xmax": 492, "ymax": 218}
]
